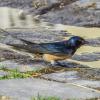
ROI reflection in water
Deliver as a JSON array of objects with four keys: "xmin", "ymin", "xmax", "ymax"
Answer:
[{"xmin": 0, "ymin": 7, "xmax": 39, "ymax": 28}]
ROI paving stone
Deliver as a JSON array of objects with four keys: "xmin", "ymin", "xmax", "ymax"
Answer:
[
  {"xmin": 41, "ymin": 71, "xmax": 80, "ymax": 82},
  {"xmin": 0, "ymin": 60, "xmax": 46, "ymax": 72},
  {"xmin": 72, "ymin": 80, "xmax": 100, "ymax": 89},
  {"xmin": 0, "ymin": 78, "xmax": 100, "ymax": 100}
]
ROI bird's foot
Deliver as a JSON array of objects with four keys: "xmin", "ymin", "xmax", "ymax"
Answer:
[
  {"xmin": 56, "ymin": 61, "xmax": 68, "ymax": 67},
  {"xmin": 50, "ymin": 60, "xmax": 68, "ymax": 67},
  {"xmin": 44, "ymin": 60, "xmax": 68, "ymax": 68}
]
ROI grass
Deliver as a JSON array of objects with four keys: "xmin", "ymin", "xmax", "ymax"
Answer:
[
  {"xmin": 0, "ymin": 67, "xmax": 32, "ymax": 80},
  {"xmin": 0, "ymin": 66, "xmax": 65, "ymax": 80},
  {"xmin": 31, "ymin": 95, "xmax": 100, "ymax": 100},
  {"xmin": 32, "ymin": 95, "xmax": 60, "ymax": 100},
  {"xmin": 0, "ymin": 66, "xmax": 94, "ymax": 80},
  {"xmin": 0, "ymin": 95, "xmax": 99, "ymax": 100},
  {"xmin": 0, "ymin": 69, "xmax": 31, "ymax": 80},
  {"xmin": 0, "ymin": 66, "xmax": 61, "ymax": 80},
  {"xmin": 0, "ymin": 66, "xmax": 99, "ymax": 80}
]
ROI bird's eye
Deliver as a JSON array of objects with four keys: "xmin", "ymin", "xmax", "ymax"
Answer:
[
  {"xmin": 78, "ymin": 40, "xmax": 82, "ymax": 43},
  {"xmin": 76, "ymin": 40, "xmax": 84, "ymax": 45}
]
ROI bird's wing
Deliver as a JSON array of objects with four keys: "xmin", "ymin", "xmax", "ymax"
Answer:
[
  {"xmin": 22, "ymin": 39, "xmax": 73, "ymax": 55},
  {"xmin": 37, "ymin": 42, "xmax": 68, "ymax": 55},
  {"xmin": 7, "ymin": 38, "xmax": 72, "ymax": 55}
]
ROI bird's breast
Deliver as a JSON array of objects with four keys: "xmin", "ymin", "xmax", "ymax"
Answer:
[{"xmin": 43, "ymin": 54, "xmax": 71, "ymax": 62}]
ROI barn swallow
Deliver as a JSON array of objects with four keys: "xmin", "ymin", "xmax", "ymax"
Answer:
[{"xmin": 7, "ymin": 36, "xmax": 88, "ymax": 66}]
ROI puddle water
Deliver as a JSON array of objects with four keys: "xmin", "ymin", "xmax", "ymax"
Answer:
[
  {"xmin": 55, "ymin": 24, "xmax": 100, "ymax": 39},
  {"xmin": 0, "ymin": 7, "xmax": 39, "ymax": 28},
  {"xmin": 0, "ymin": 7, "xmax": 100, "ymax": 68}
]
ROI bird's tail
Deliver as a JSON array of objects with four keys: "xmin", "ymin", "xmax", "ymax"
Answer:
[
  {"xmin": 19, "ymin": 38, "xmax": 37, "ymax": 45},
  {"xmin": 7, "ymin": 38, "xmax": 38, "ymax": 53},
  {"xmin": 0, "ymin": 28, "xmax": 39, "ymax": 53}
]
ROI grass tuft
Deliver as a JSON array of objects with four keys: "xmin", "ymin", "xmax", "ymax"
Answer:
[{"xmin": 32, "ymin": 95, "xmax": 60, "ymax": 100}]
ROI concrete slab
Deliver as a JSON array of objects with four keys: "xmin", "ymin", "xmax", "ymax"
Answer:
[
  {"xmin": 41, "ymin": 71, "xmax": 80, "ymax": 82},
  {"xmin": 0, "ymin": 78, "xmax": 100, "ymax": 100},
  {"xmin": 72, "ymin": 80, "xmax": 100, "ymax": 89},
  {"xmin": 0, "ymin": 60, "xmax": 46, "ymax": 72}
]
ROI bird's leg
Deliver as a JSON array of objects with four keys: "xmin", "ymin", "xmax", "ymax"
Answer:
[
  {"xmin": 50, "ymin": 60, "xmax": 65, "ymax": 68},
  {"xmin": 44, "ymin": 60, "xmax": 57, "ymax": 67},
  {"xmin": 50, "ymin": 60, "xmax": 56, "ymax": 67}
]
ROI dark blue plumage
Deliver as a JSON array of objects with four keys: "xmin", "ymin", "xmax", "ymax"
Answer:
[
  {"xmin": 7, "ymin": 36, "xmax": 88, "ymax": 64},
  {"xmin": 13, "ymin": 36, "xmax": 86, "ymax": 55}
]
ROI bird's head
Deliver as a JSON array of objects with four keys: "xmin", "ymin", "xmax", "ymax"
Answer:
[{"xmin": 67, "ymin": 36, "xmax": 88, "ymax": 48}]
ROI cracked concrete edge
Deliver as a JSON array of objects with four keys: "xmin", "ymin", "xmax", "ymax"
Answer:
[{"xmin": 67, "ymin": 83, "xmax": 100, "ymax": 94}]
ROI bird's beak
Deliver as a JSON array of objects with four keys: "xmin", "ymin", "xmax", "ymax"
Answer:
[{"xmin": 84, "ymin": 40, "xmax": 89, "ymax": 45}]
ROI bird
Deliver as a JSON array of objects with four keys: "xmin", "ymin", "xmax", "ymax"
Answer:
[{"xmin": 7, "ymin": 36, "xmax": 88, "ymax": 66}]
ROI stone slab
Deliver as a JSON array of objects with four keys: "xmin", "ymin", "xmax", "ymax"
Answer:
[
  {"xmin": 0, "ymin": 60, "xmax": 46, "ymax": 72},
  {"xmin": 0, "ymin": 78, "xmax": 100, "ymax": 100},
  {"xmin": 72, "ymin": 80, "xmax": 100, "ymax": 89},
  {"xmin": 41, "ymin": 71, "xmax": 80, "ymax": 82}
]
